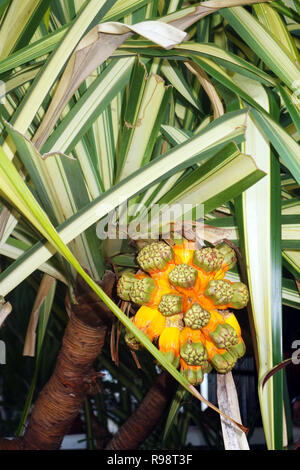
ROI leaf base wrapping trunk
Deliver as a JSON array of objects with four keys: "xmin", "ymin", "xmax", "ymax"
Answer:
[{"xmin": 22, "ymin": 313, "xmax": 108, "ymax": 449}]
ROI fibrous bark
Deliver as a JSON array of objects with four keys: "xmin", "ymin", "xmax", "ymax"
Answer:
[{"xmin": 22, "ymin": 314, "xmax": 107, "ymax": 449}]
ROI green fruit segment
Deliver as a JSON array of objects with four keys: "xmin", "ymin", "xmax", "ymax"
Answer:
[
  {"xmin": 181, "ymin": 366, "xmax": 204, "ymax": 385},
  {"xmin": 129, "ymin": 277, "xmax": 156, "ymax": 305},
  {"xmin": 202, "ymin": 360, "xmax": 212, "ymax": 374},
  {"xmin": 193, "ymin": 247, "xmax": 224, "ymax": 272},
  {"xmin": 124, "ymin": 329, "xmax": 141, "ymax": 351},
  {"xmin": 117, "ymin": 271, "xmax": 137, "ymax": 301},
  {"xmin": 205, "ymin": 280, "xmax": 249, "ymax": 309},
  {"xmin": 137, "ymin": 241, "xmax": 173, "ymax": 273},
  {"xmin": 204, "ymin": 279, "xmax": 233, "ymax": 305},
  {"xmin": 161, "ymin": 350, "xmax": 180, "ymax": 368},
  {"xmin": 215, "ymin": 242, "xmax": 237, "ymax": 270},
  {"xmin": 209, "ymin": 323, "xmax": 239, "ymax": 349},
  {"xmin": 211, "ymin": 350, "xmax": 237, "ymax": 373},
  {"xmin": 184, "ymin": 303, "xmax": 211, "ymax": 329},
  {"xmin": 180, "ymin": 341, "xmax": 208, "ymax": 366},
  {"xmin": 229, "ymin": 339, "xmax": 246, "ymax": 359},
  {"xmin": 230, "ymin": 282, "xmax": 249, "ymax": 309},
  {"xmin": 158, "ymin": 294, "xmax": 183, "ymax": 316},
  {"xmin": 168, "ymin": 263, "xmax": 198, "ymax": 288}
]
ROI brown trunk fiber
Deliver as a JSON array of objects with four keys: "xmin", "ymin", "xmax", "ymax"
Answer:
[
  {"xmin": 22, "ymin": 313, "xmax": 108, "ymax": 449},
  {"xmin": 105, "ymin": 371, "xmax": 175, "ymax": 450}
]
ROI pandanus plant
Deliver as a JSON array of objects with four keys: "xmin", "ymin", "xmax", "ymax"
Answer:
[{"xmin": 0, "ymin": 0, "xmax": 299, "ymax": 452}]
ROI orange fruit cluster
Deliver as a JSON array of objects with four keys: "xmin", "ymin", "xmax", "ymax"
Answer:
[{"xmin": 117, "ymin": 240, "xmax": 249, "ymax": 385}]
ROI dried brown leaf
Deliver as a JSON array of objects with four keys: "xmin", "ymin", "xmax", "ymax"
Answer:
[
  {"xmin": 32, "ymin": 20, "xmax": 187, "ymax": 150},
  {"xmin": 262, "ymin": 358, "xmax": 293, "ymax": 390},
  {"xmin": 0, "ymin": 205, "xmax": 11, "ymax": 243},
  {"xmin": 32, "ymin": 28, "xmax": 132, "ymax": 150},
  {"xmin": 170, "ymin": 0, "xmax": 272, "ymax": 30},
  {"xmin": 23, "ymin": 274, "xmax": 56, "ymax": 356},
  {"xmin": 0, "ymin": 298, "xmax": 12, "ymax": 327},
  {"xmin": 184, "ymin": 61, "xmax": 224, "ymax": 119},
  {"xmin": 217, "ymin": 372, "xmax": 250, "ymax": 448}
]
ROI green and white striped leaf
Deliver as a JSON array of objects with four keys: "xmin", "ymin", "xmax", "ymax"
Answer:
[
  {"xmin": 116, "ymin": 57, "xmax": 166, "ymax": 181},
  {"xmin": 42, "ymin": 57, "xmax": 135, "ymax": 155},
  {"xmin": 283, "ymin": 250, "xmax": 300, "ymax": 280},
  {"xmin": 250, "ymin": 107, "xmax": 300, "ymax": 185},
  {"xmin": 0, "ymin": 109, "xmax": 248, "ymax": 296},
  {"xmin": 0, "ymin": 24, "xmax": 69, "ymax": 76},
  {"xmin": 282, "ymin": 197, "xmax": 300, "ymax": 215},
  {"xmin": 122, "ymin": 39, "xmax": 277, "ymax": 86},
  {"xmin": 0, "ymin": 236, "xmax": 67, "ymax": 283},
  {"xmin": 221, "ymin": 6, "xmax": 300, "ymax": 90},
  {"xmin": 277, "ymin": 85, "xmax": 300, "ymax": 136},
  {"xmin": 234, "ymin": 75, "xmax": 283, "ymax": 450},
  {"xmin": 0, "ymin": 0, "xmax": 51, "ymax": 59},
  {"xmin": 5, "ymin": 120, "xmax": 104, "ymax": 280},
  {"xmin": 160, "ymin": 59, "xmax": 200, "ymax": 110},
  {"xmin": 150, "ymin": 142, "xmax": 266, "ymax": 224},
  {"xmin": 204, "ymin": 214, "xmax": 300, "ymax": 249},
  {"xmin": 117, "ymin": 71, "xmax": 171, "ymax": 182},
  {"xmin": 89, "ymin": 89, "xmax": 123, "ymax": 191},
  {"xmin": 253, "ymin": 3, "xmax": 300, "ymax": 62},
  {"xmin": 137, "ymin": 126, "xmax": 194, "ymax": 209},
  {"xmin": 2, "ymin": 0, "xmax": 117, "ymax": 160},
  {"xmin": 0, "ymin": 0, "xmax": 150, "ymax": 76}
]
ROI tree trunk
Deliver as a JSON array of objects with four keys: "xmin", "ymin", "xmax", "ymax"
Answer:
[{"xmin": 22, "ymin": 313, "xmax": 108, "ymax": 449}]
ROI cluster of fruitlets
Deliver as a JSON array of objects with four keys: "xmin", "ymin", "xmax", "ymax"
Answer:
[{"xmin": 117, "ymin": 240, "xmax": 249, "ymax": 385}]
